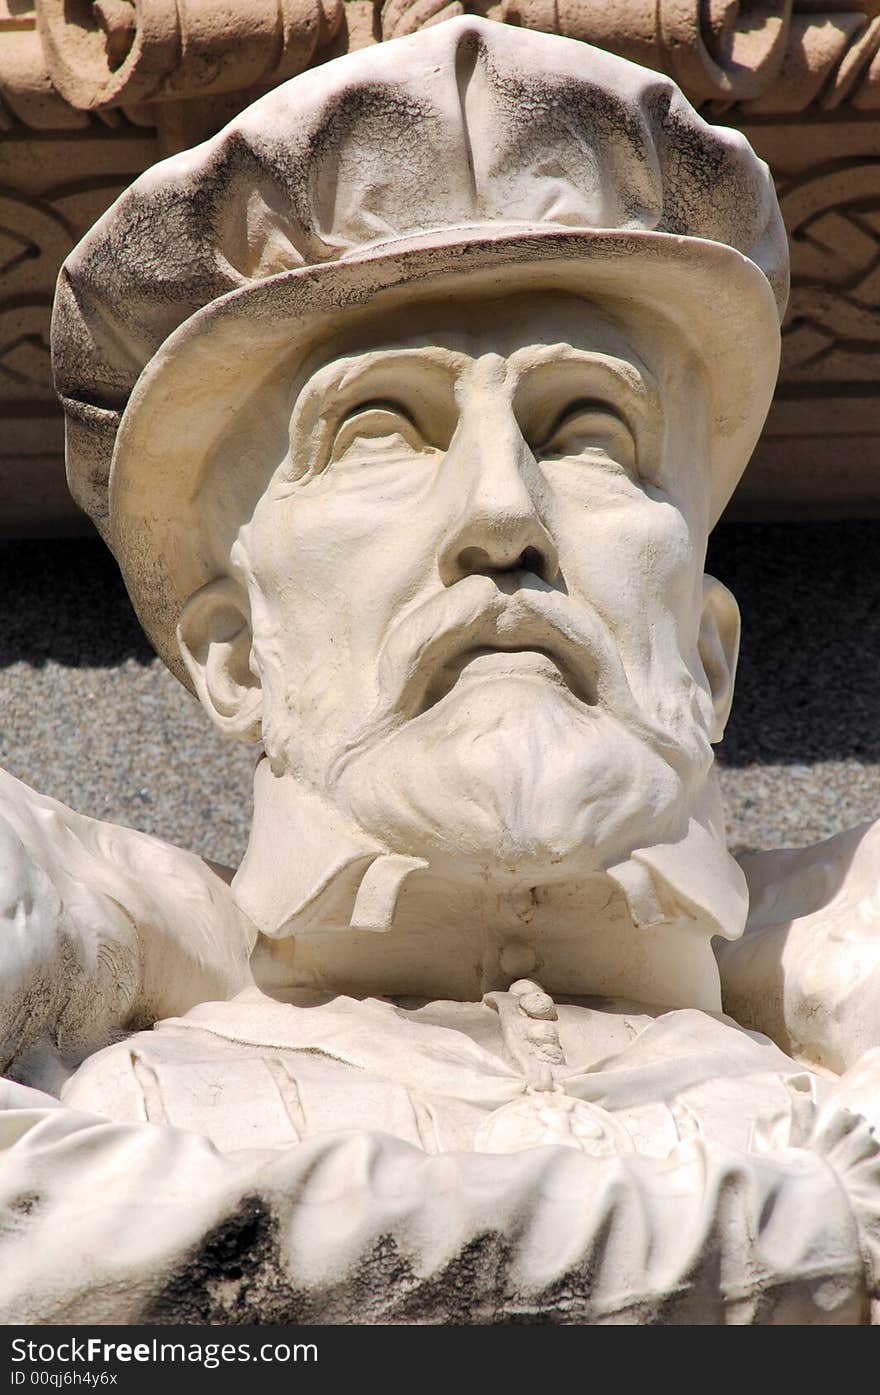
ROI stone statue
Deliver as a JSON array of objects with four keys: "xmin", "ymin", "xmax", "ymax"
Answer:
[{"xmin": 3, "ymin": 16, "xmax": 880, "ymax": 1324}]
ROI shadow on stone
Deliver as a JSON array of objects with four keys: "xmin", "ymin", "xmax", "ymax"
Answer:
[
  {"xmin": 0, "ymin": 539, "xmax": 154, "ymax": 669},
  {"xmin": 709, "ymin": 519, "xmax": 880, "ymax": 767}
]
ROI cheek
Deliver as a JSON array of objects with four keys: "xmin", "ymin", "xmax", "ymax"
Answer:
[
  {"xmin": 551, "ymin": 484, "xmax": 698, "ymax": 632},
  {"xmin": 245, "ymin": 479, "xmax": 440, "ymax": 675},
  {"xmin": 293, "ymin": 493, "xmax": 439, "ymax": 639},
  {"xmin": 277, "ymin": 459, "xmax": 442, "ymax": 563},
  {"xmin": 241, "ymin": 508, "xmax": 347, "ymax": 691}
]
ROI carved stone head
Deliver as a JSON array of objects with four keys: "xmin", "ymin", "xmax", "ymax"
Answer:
[{"xmin": 51, "ymin": 18, "xmax": 789, "ymax": 1006}]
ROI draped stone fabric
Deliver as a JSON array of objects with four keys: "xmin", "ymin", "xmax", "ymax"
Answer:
[{"xmin": 0, "ymin": 1005, "xmax": 873, "ymax": 1325}]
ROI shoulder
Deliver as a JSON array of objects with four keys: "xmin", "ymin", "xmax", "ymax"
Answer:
[
  {"xmin": 737, "ymin": 819, "xmax": 880, "ymax": 933},
  {"xmin": 0, "ymin": 765, "xmax": 244, "ymax": 939},
  {"xmin": 719, "ymin": 819, "xmax": 880, "ymax": 1074}
]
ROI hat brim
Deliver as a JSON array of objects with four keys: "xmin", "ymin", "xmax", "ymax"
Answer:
[{"xmin": 109, "ymin": 225, "xmax": 781, "ymax": 685}]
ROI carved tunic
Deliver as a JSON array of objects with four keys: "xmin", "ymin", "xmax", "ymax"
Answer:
[
  {"xmin": 63, "ymin": 989, "xmax": 834, "ymax": 1158},
  {"xmin": 1, "ymin": 988, "xmax": 878, "ymax": 1324}
]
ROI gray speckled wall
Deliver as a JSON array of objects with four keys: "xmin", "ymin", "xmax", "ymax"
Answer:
[{"xmin": 1, "ymin": 521, "xmax": 878, "ymax": 869}]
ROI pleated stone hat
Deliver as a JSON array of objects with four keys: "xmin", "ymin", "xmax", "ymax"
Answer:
[{"xmin": 52, "ymin": 16, "xmax": 788, "ymax": 683}]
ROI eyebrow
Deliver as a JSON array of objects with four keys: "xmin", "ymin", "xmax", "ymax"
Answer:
[
  {"xmin": 277, "ymin": 339, "xmax": 663, "ymax": 488},
  {"xmin": 509, "ymin": 345, "xmax": 663, "ymax": 476},
  {"xmin": 509, "ymin": 344, "xmax": 661, "ymax": 422},
  {"xmin": 278, "ymin": 346, "xmax": 468, "ymax": 485},
  {"xmin": 295, "ymin": 345, "xmax": 469, "ymax": 426},
  {"xmin": 332, "ymin": 345, "xmax": 470, "ymax": 396}
]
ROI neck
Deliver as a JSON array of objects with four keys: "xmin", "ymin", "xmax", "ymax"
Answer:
[{"xmin": 234, "ymin": 759, "xmax": 746, "ymax": 1013}]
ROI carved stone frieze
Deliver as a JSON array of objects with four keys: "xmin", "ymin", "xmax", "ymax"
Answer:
[
  {"xmin": 381, "ymin": 1, "xmax": 880, "ymax": 113},
  {"xmin": 780, "ymin": 161, "xmax": 880, "ymax": 382},
  {"xmin": 34, "ymin": 0, "xmax": 344, "ymax": 110},
  {"xmin": 0, "ymin": 2, "xmax": 160, "ymax": 533}
]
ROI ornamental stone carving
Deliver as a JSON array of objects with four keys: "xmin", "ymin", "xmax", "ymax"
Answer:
[
  {"xmin": 33, "ymin": 0, "xmax": 344, "ymax": 109},
  {"xmin": 379, "ymin": 1, "xmax": 880, "ymax": 113}
]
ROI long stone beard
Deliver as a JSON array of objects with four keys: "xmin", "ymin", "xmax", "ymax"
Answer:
[
  {"xmin": 327, "ymin": 674, "xmax": 706, "ymax": 877},
  {"xmin": 248, "ymin": 569, "xmax": 716, "ymax": 882}
]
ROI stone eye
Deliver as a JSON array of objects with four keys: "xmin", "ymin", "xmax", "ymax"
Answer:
[
  {"xmin": 329, "ymin": 402, "xmax": 427, "ymax": 464},
  {"xmin": 536, "ymin": 401, "xmax": 636, "ymax": 472}
]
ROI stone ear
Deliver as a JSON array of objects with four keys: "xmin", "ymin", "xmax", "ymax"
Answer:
[
  {"xmin": 698, "ymin": 575, "xmax": 741, "ymax": 743},
  {"xmin": 176, "ymin": 578, "xmax": 262, "ymax": 743}
]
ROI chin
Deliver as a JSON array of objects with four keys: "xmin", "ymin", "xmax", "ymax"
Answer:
[{"xmin": 334, "ymin": 675, "xmax": 695, "ymax": 877}]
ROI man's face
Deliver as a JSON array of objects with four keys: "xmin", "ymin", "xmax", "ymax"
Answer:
[{"xmin": 236, "ymin": 288, "xmax": 723, "ymax": 880}]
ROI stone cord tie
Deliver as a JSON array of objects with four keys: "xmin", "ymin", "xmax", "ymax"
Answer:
[{"xmin": 477, "ymin": 979, "xmax": 636, "ymax": 1156}]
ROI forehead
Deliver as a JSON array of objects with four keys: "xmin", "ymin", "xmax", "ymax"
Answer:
[
  {"xmin": 297, "ymin": 288, "xmax": 656, "ymax": 381},
  {"xmin": 280, "ymin": 287, "xmax": 670, "ymax": 467}
]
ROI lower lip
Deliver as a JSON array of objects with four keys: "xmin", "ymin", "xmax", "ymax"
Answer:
[
  {"xmin": 455, "ymin": 649, "xmax": 566, "ymax": 684},
  {"xmin": 423, "ymin": 647, "xmax": 572, "ymax": 710}
]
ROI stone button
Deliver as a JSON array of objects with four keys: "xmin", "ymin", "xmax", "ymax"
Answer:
[
  {"xmin": 519, "ymin": 989, "xmax": 557, "ymax": 1021},
  {"xmin": 509, "ymin": 978, "xmax": 539, "ymax": 998}
]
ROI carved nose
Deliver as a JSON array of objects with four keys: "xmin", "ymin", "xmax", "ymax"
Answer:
[
  {"xmin": 455, "ymin": 541, "xmax": 552, "ymax": 578},
  {"xmin": 437, "ymin": 426, "xmax": 559, "ymax": 587}
]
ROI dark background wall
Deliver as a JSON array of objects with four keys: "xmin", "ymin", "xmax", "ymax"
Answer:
[{"xmin": 1, "ymin": 521, "xmax": 877, "ymax": 869}]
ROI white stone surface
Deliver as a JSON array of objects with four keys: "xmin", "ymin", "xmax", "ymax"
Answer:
[{"xmin": 2, "ymin": 17, "xmax": 880, "ymax": 1324}]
